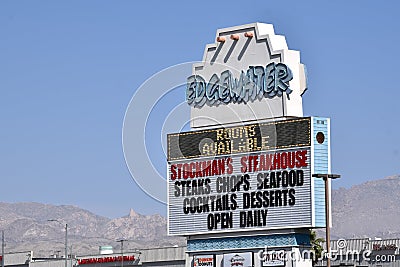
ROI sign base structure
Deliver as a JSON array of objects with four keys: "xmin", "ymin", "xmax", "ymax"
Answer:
[
  {"xmin": 187, "ymin": 229, "xmax": 312, "ymax": 267},
  {"xmin": 166, "ymin": 23, "xmax": 332, "ymax": 267}
]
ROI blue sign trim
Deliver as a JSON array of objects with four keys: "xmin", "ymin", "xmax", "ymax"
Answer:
[{"xmin": 187, "ymin": 234, "xmax": 310, "ymax": 251}]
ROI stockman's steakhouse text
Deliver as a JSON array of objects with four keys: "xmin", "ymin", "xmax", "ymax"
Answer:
[
  {"xmin": 170, "ymin": 150, "xmax": 307, "ymax": 216},
  {"xmin": 170, "ymin": 150, "xmax": 307, "ymax": 179}
]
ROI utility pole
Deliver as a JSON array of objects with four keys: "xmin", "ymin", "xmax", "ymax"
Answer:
[
  {"xmin": 48, "ymin": 220, "xmax": 68, "ymax": 267},
  {"xmin": 312, "ymin": 173, "xmax": 341, "ymax": 267},
  {"xmin": 70, "ymin": 245, "xmax": 73, "ymax": 267},
  {"xmin": 2, "ymin": 230, "xmax": 4, "ymax": 267},
  {"xmin": 65, "ymin": 223, "xmax": 68, "ymax": 267}
]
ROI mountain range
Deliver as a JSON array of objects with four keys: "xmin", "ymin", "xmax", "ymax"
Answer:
[
  {"xmin": 331, "ymin": 175, "xmax": 400, "ymax": 239},
  {"xmin": 0, "ymin": 203, "xmax": 184, "ymax": 257},
  {"xmin": 1, "ymin": 175, "xmax": 399, "ymax": 256}
]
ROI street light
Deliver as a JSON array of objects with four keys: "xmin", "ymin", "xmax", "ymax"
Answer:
[
  {"xmin": 312, "ymin": 173, "xmax": 340, "ymax": 267},
  {"xmin": 117, "ymin": 239, "xmax": 128, "ymax": 267},
  {"xmin": 116, "ymin": 239, "xmax": 128, "ymax": 267},
  {"xmin": 48, "ymin": 220, "xmax": 68, "ymax": 267}
]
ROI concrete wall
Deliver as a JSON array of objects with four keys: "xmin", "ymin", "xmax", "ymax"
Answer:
[
  {"xmin": 140, "ymin": 246, "xmax": 186, "ymax": 263},
  {"xmin": 29, "ymin": 259, "xmax": 69, "ymax": 267},
  {"xmin": 2, "ymin": 251, "xmax": 31, "ymax": 266}
]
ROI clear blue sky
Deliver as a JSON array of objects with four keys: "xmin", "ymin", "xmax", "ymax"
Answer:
[{"xmin": 1, "ymin": 0, "xmax": 399, "ymax": 218}]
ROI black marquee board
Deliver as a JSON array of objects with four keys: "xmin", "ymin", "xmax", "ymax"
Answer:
[{"xmin": 168, "ymin": 117, "xmax": 311, "ymax": 161}]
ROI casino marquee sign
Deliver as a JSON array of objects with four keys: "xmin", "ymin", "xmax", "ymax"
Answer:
[{"xmin": 167, "ymin": 117, "xmax": 329, "ymax": 235}]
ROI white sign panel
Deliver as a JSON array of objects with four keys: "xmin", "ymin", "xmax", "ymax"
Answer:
[
  {"xmin": 188, "ymin": 23, "xmax": 308, "ymax": 128},
  {"xmin": 262, "ymin": 250, "xmax": 285, "ymax": 267},
  {"xmin": 194, "ymin": 255, "xmax": 215, "ymax": 267},
  {"xmin": 167, "ymin": 147, "xmax": 311, "ymax": 235},
  {"xmin": 223, "ymin": 252, "xmax": 253, "ymax": 267}
]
